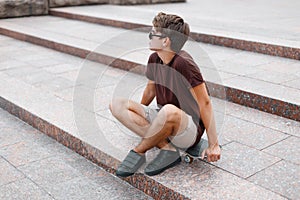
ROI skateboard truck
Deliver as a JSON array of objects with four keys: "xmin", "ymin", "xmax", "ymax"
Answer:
[
  {"xmin": 182, "ymin": 139, "xmax": 220, "ymax": 163},
  {"xmin": 184, "ymin": 154, "xmax": 207, "ymax": 163}
]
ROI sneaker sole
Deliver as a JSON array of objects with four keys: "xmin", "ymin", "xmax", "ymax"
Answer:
[{"xmin": 145, "ymin": 157, "xmax": 182, "ymax": 176}]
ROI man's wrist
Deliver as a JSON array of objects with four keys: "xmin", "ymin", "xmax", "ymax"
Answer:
[{"xmin": 208, "ymin": 140, "xmax": 219, "ymax": 148}]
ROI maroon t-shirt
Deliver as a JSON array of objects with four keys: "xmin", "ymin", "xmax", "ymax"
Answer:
[{"xmin": 146, "ymin": 50, "xmax": 206, "ymax": 147}]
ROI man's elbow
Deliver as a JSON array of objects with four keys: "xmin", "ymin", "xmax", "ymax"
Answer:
[
  {"xmin": 144, "ymin": 90, "xmax": 155, "ymax": 99},
  {"xmin": 200, "ymin": 99, "xmax": 212, "ymax": 109}
]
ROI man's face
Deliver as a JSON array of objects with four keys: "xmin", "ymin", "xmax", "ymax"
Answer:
[{"xmin": 148, "ymin": 28, "xmax": 166, "ymax": 51}]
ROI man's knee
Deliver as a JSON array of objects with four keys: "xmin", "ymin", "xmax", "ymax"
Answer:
[
  {"xmin": 109, "ymin": 98, "xmax": 127, "ymax": 116},
  {"xmin": 161, "ymin": 104, "xmax": 181, "ymax": 124}
]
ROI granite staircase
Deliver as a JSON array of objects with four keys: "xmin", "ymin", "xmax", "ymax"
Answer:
[{"xmin": 0, "ymin": 1, "xmax": 299, "ymax": 199}]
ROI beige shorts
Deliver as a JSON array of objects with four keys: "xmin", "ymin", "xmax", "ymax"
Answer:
[{"xmin": 143, "ymin": 105, "xmax": 197, "ymax": 148}]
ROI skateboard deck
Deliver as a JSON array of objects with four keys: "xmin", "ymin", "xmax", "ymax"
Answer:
[{"xmin": 183, "ymin": 138, "xmax": 209, "ymax": 163}]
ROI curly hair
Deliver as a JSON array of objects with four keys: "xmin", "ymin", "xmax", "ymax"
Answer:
[{"xmin": 152, "ymin": 12, "xmax": 190, "ymax": 53}]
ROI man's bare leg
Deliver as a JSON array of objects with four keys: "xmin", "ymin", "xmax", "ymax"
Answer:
[
  {"xmin": 136, "ymin": 104, "xmax": 189, "ymax": 176},
  {"xmin": 109, "ymin": 98, "xmax": 171, "ymax": 150},
  {"xmin": 109, "ymin": 98, "xmax": 150, "ymax": 137},
  {"xmin": 110, "ymin": 100, "xmax": 189, "ymax": 177},
  {"xmin": 134, "ymin": 104, "xmax": 189, "ymax": 154}
]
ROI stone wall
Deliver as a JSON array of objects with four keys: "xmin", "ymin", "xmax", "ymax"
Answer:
[
  {"xmin": 0, "ymin": 0, "xmax": 48, "ymax": 18},
  {"xmin": 109, "ymin": 0, "xmax": 181, "ymax": 5},
  {"xmin": 50, "ymin": 0, "xmax": 185, "ymax": 7},
  {"xmin": 109, "ymin": 0, "xmax": 186, "ymax": 5},
  {"xmin": 0, "ymin": 0, "xmax": 185, "ymax": 18},
  {"xmin": 49, "ymin": 0, "xmax": 107, "ymax": 8},
  {"xmin": 109, "ymin": 0, "xmax": 150, "ymax": 5}
]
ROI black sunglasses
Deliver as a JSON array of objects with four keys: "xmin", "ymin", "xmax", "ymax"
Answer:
[{"xmin": 149, "ymin": 32, "xmax": 167, "ymax": 40}]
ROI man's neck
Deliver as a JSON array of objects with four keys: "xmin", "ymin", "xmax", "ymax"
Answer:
[{"xmin": 157, "ymin": 50, "xmax": 176, "ymax": 65}]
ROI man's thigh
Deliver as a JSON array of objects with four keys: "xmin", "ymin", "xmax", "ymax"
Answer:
[
  {"xmin": 144, "ymin": 104, "xmax": 196, "ymax": 148},
  {"xmin": 168, "ymin": 114, "xmax": 197, "ymax": 149}
]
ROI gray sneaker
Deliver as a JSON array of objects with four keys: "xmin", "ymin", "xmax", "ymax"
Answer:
[
  {"xmin": 116, "ymin": 150, "xmax": 146, "ymax": 177},
  {"xmin": 144, "ymin": 149, "xmax": 181, "ymax": 176}
]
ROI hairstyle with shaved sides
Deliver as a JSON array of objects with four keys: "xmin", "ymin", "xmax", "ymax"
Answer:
[{"xmin": 152, "ymin": 12, "xmax": 190, "ymax": 53}]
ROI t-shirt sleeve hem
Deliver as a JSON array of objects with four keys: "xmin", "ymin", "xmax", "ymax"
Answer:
[{"xmin": 188, "ymin": 80, "xmax": 205, "ymax": 89}]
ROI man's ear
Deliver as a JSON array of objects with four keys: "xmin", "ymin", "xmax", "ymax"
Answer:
[{"xmin": 164, "ymin": 37, "xmax": 171, "ymax": 46}]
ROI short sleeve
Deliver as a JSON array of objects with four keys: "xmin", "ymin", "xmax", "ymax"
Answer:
[{"xmin": 178, "ymin": 59, "xmax": 205, "ymax": 88}]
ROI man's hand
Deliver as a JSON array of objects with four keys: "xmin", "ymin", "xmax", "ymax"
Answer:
[{"xmin": 201, "ymin": 144, "xmax": 221, "ymax": 162}]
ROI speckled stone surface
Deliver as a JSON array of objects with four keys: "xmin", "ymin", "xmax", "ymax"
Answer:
[
  {"xmin": 153, "ymin": 164, "xmax": 287, "ymax": 200},
  {"xmin": 0, "ymin": 19, "xmax": 299, "ymax": 121},
  {"xmin": 214, "ymin": 142, "xmax": 281, "ymax": 178},
  {"xmin": 0, "ymin": 158, "xmax": 25, "ymax": 187},
  {"xmin": 0, "ymin": 34, "xmax": 298, "ymax": 199},
  {"xmin": 219, "ymin": 116, "xmax": 289, "ymax": 150},
  {"xmin": 49, "ymin": 2, "xmax": 300, "ymax": 60},
  {"xmin": 225, "ymin": 102, "xmax": 300, "ymax": 138},
  {"xmin": 208, "ymin": 82, "xmax": 300, "ymax": 121},
  {"xmin": 0, "ymin": 73, "xmax": 293, "ymax": 199},
  {"xmin": 0, "ymin": 108, "xmax": 153, "ymax": 200},
  {"xmin": 248, "ymin": 161, "xmax": 300, "ymax": 200},
  {"xmin": 262, "ymin": 136, "xmax": 300, "ymax": 165},
  {"xmin": 49, "ymin": 0, "xmax": 185, "ymax": 8},
  {"xmin": 0, "ymin": 179, "xmax": 54, "ymax": 200}
]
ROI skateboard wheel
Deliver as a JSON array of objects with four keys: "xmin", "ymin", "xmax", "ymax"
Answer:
[{"xmin": 184, "ymin": 155, "xmax": 194, "ymax": 163}]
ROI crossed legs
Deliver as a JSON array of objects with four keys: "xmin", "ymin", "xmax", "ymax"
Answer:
[{"xmin": 109, "ymin": 98, "xmax": 189, "ymax": 153}]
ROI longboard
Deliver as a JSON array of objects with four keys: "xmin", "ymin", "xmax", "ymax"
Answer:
[
  {"xmin": 183, "ymin": 138, "xmax": 209, "ymax": 163},
  {"xmin": 182, "ymin": 139, "xmax": 222, "ymax": 163}
]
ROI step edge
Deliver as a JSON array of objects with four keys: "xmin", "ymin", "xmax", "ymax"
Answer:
[
  {"xmin": 0, "ymin": 95, "xmax": 190, "ymax": 200},
  {"xmin": 0, "ymin": 27, "xmax": 299, "ymax": 122},
  {"xmin": 49, "ymin": 9, "xmax": 300, "ymax": 60}
]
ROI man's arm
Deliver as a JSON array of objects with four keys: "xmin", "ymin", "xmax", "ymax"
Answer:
[
  {"xmin": 141, "ymin": 80, "xmax": 156, "ymax": 106},
  {"xmin": 190, "ymin": 83, "xmax": 221, "ymax": 162}
]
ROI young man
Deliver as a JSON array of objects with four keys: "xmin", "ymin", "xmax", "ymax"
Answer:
[{"xmin": 109, "ymin": 12, "xmax": 221, "ymax": 177}]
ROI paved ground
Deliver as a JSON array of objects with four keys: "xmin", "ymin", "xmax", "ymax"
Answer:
[
  {"xmin": 0, "ymin": 108, "xmax": 153, "ymax": 200},
  {"xmin": 1, "ymin": 15, "xmax": 300, "ymax": 106},
  {"xmin": 0, "ymin": 1, "xmax": 299, "ymax": 199},
  {"xmin": 51, "ymin": 0, "xmax": 300, "ymax": 47},
  {"xmin": 0, "ymin": 34, "xmax": 299, "ymax": 199}
]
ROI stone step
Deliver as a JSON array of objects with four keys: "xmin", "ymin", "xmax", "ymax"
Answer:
[
  {"xmin": 49, "ymin": 0, "xmax": 185, "ymax": 8},
  {"xmin": 0, "ymin": 108, "xmax": 153, "ymax": 200},
  {"xmin": 0, "ymin": 15, "xmax": 299, "ymax": 121},
  {"xmin": 48, "ymin": 3, "xmax": 300, "ymax": 60},
  {"xmin": 0, "ymin": 0, "xmax": 185, "ymax": 19},
  {"xmin": 0, "ymin": 35, "xmax": 299, "ymax": 199}
]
